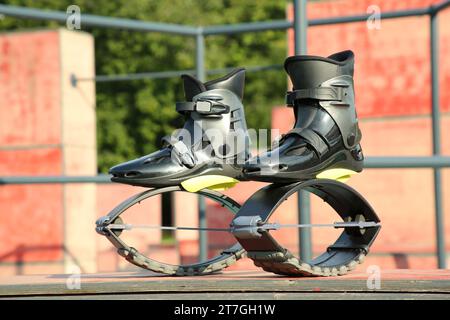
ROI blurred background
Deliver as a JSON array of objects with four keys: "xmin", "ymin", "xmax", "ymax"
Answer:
[{"xmin": 0, "ymin": 0, "xmax": 449, "ymax": 276}]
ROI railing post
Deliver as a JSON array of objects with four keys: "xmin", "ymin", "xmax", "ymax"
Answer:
[
  {"xmin": 294, "ymin": 0, "xmax": 308, "ymax": 55},
  {"xmin": 430, "ymin": 10, "xmax": 446, "ymax": 269},
  {"xmin": 293, "ymin": 0, "xmax": 312, "ymax": 262},
  {"xmin": 195, "ymin": 29, "xmax": 208, "ymax": 262}
]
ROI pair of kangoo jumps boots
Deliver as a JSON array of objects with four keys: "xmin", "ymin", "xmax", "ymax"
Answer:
[
  {"xmin": 110, "ymin": 50, "xmax": 363, "ymax": 187},
  {"xmin": 99, "ymin": 50, "xmax": 381, "ymax": 277}
]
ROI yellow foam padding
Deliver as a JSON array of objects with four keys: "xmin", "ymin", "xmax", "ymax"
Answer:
[
  {"xmin": 181, "ymin": 175, "xmax": 239, "ymax": 192},
  {"xmin": 316, "ymin": 168, "xmax": 358, "ymax": 183}
]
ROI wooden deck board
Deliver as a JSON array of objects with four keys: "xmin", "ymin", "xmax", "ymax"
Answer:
[
  {"xmin": 1, "ymin": 269, "xmax": 450, "ymax": 299},
  {"xmin": 4, "ymin": 292, "xmax": 450, "ymax": 300}
]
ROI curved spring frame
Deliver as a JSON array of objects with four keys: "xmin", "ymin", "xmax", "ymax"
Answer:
[
  {"xmin": 96, "ymin": 186, "xmax": 246, "ymax": 276},
  {"xmin": 232, "ymin": 179, "xmax": 381, "ymax": 276}
]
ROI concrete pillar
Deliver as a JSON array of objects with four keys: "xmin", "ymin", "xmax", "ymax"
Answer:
[{"xmin": 59, "ymin": 29, "xmax": 97, "ymax": 273}]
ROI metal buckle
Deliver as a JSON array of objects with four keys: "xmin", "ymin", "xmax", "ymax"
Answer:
[
  {"xmin": 172, "ymin": 141, "xmax": 195, "ymax": 168},
  {"xmin": 195, "ymin": 98, "xmax": 229, "ymax": 115},
  {"xmin": 195, "ymin": 101, "xmax": 212, "ymax": 113}
]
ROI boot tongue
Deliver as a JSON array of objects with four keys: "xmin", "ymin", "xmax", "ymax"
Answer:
[
  {"xmin": 205, "ymin": 68, "xmax": 245, "ymax": 101},
  {"xmin": 181, "ymin": 74, "xmax": 206, "ymax": 101}
]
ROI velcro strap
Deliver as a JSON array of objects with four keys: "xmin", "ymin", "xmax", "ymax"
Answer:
[
  {"xmin": 176, "ymin": 100, "xmax": 230, "ymax": 115},
  {"xmin": 176, "ymin": 101, "xmax": 196, "ymax": 113},
  {"xmin": 286, "ymin": 87, "xmax": 342, "ymax": 106},
  {"xmin": 284, "ymin": 128, "xmax": 329, "ymax": 157}
]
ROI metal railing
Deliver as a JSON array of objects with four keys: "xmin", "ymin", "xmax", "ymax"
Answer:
[{"xmin": 1, "ymin": 0, "xmax": 449, "ymax": 267}]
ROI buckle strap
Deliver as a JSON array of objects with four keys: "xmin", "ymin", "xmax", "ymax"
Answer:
[
  {"xmin": 283, "ymin": 128, "xmax": 329, "ymax": 157},
  {"xmin": 161, "ymin": 136, "xmax": 196, "ymax": 168},
  {"xmin": 286, "ymin": 87, "xmax": 343, "ymax": 106},
  {"xmin": 176, "ymin": 100, "xmax": 230, "ymax": 115},
  {"xmin": 172, "ymin": 141, "xmax": 195, "ymax": 168}
]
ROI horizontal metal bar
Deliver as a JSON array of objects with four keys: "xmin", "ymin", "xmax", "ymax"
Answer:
[
  {"xmin": 76, "ymin": 69, "xmax": 195, "ymax": 83},
  {"xmin": 106, "ymin": 221, "xmax": 380, "ymax": 232},
  {"xmin": 0, "ymin": 4, "xmax": 198, "ymax": 36},
  {"xmin": 75, "ymin": 64, "xmax": 283, "ymax": 84},
  {"xmin": 207, "ymin": 64, "xmax": 283, "ymax": 75},
  {"xmin": 0, "ymin": 175, "xmax": 111, "ymax": 185},
  {"xmin": 1, "ymin": 156, "xmax": 450, "ymax": 185},
  {"xmin": 107, "ymin": 224, "xmax": 231, "ymax": 232},
  {"xmin": 203, "ymin": 20, "xmax": 292, "ymax": 36},
  {"xmin": 309, "ymin": 7, "xmax": 431, "ymax": 27},
  {"xmin": 201, "ymin": 5, "xmax": 439, "ymax": 36},
  {"xmin": 364, "ymin": 156, "xmax": 450, "ymax": 168}
]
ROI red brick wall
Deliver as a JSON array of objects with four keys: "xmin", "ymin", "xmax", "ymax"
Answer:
[{"xmin": 0, "ymin": 31, "xmax": 64, "ymax": 265}]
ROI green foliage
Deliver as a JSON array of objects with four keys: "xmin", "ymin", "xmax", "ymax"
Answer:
[{"xmin": 0, "ymin": 0, "xmax": 288, "ymax": 172}]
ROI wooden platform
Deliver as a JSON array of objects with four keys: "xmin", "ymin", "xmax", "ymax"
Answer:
[{"xmin": 1, "ymin": 269, "xmax": 450, "ymax": 300}]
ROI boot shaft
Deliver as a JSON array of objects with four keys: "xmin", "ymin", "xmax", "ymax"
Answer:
[
  {"xmin": 284, "ymin": 50, "xmax": 361, "ymax": 150},
  {"xmin": 285, "ymin": 50, "xmax": 354, "ymax": 89},
  {"xmin": 177, "ymin": 69, "xmax": 250, "ymax": 162}
]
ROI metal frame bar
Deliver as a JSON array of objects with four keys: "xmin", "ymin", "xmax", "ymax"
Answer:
[
  {"xmin": 1, "ymin": 1, "xmax": 448, "ymax": 36},
  {"xmin": 2, "ymin": 156, "xmax": 450, "ymax": 185},
  {"xmin": 203, "ymin": 20, "xmax": 292, "ymax": 36},
  {"xmin": 0, "ymin": 4, "xmax": 198, "ymax": 35},
  {"xmin": 195, "ymin": 31, "xmax": 208, "ymax": 261},
  {"xmin": 293, "ymin": 0, "xmax": 312, "ymax": 263},
  {"xmin": 309, "ymin": 8, "xmax": 431, "ymax": 26},
  {"xmin": 430, "ymin": 10, "xmax": 446, "ymax": 269},
  {"xmin": 73, "ymin": 64, "xmax": 283, "ymax": 84},
  {"xmin": 1, "ymin": 0, "xmax": 449, "ymax": 267}
]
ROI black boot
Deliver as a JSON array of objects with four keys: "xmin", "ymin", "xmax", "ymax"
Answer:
[
  {"xmin": 109, "ymin": 69, "xmax": 250, "ymax": 191},
  {"xmin": 243, "ymin": 50, "xmax": 364, "ymax": 183}
]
